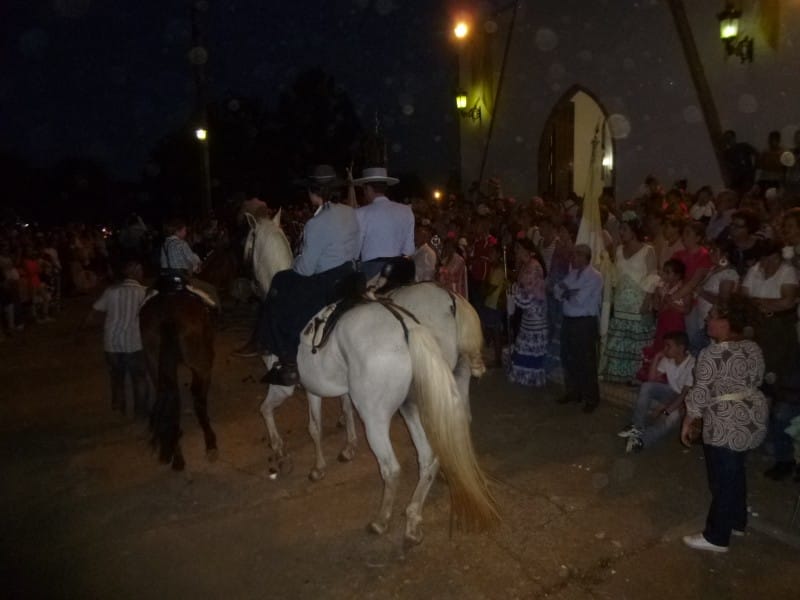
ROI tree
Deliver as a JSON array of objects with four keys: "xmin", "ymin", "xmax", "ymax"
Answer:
[{"xmin": 143, "ymin": 68, "xmax": 364, "ymax": 215}]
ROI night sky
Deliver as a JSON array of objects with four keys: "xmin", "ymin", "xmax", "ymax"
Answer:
[{"xmin": 2, "ymin": 0, "xmax": 467, "ymax": 185}]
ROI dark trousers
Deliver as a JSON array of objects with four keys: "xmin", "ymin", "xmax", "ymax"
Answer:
[
  {"xmin": 106, "ymin": 351, "xmax": 150, "ymax": 416},
  {"xmin": 766, "ymin": 400, "xmax": 800, "ymax": 463},
  {"xmin": 703, "ymin": 444, "xmax": 748, "ymax": 547},
  {"xmin": 258, "ymin": 262, "xmax": 357, "ymax": 361},
  {"xmin": 560, "ymin": 315, "xmax": 599, "ymax": 406}
]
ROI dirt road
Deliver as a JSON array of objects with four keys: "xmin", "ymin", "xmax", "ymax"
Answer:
[{"xmin": 2, "ymin": 297, "xmax": 799, "ymax": 599}]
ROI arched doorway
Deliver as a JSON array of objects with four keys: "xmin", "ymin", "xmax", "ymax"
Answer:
[{"xmin": 538, "ymin": 86, "xmax": 615, "ymax": 203}]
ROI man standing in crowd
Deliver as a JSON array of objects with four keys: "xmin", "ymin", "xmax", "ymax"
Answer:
[
  {"xmin": 413, "ymin": 223, "xmax": 437, "ymax": 282},
  {"xmin": 350, "ymin": 167, "xmax": 414, "ymax": 281},
  {"xmin": 262, "ymin": 165, "xmax": 360, "ymax": 385},
  {"xmin": 554, "ymin": 244, "xmax": 604, "ymax": 413}
]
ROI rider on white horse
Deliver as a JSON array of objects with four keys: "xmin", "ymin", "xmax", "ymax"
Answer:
[
  {"xmin": 259, "ymin": 165, "xmax": 361, "ymax": 386},
  {"xmin": 349, "ymin": 167, "xmax": 415, "ymax": 280}
]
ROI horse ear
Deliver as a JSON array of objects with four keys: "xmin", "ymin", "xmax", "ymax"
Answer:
[
  {"xmin": 272, "ymin": 208, "xmax": 282, "ymax": 228},
  {"xmin": 244, "ymin": 212, "xmax": 258, "ymax": 231}
]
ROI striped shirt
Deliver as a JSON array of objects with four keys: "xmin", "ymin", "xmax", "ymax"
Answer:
[
  {"xmin": 160, "ymin": 235, "xmax": 201, "ymax": 273},
  {"xmin": 92, "ymin": 279, "xmax": 147, "ymax": 352}
]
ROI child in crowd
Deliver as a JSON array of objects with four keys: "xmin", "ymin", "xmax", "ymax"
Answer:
[
  {"xmin": 637, "ymin": 258, "xmax": 688, "ymax": 380},
  {"xmin": 689, "ymin": 186, "xmax": 716, "ymax": 224},
  {"xmin": 619, "ymin": 330, "xmax": 695, "ymax": 453}
]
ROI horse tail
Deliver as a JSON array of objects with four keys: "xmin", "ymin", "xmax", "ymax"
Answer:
[
  {"xmin": 453, "ymin": 293, "xmax": 486, "ymax": 378},
  {"xmin": 149, "ymin": 319, "xmax": 182, "ymax": 458},
  {"xmin": 407, "ymin": 324, "xmax": 498, "ymax": 530}
]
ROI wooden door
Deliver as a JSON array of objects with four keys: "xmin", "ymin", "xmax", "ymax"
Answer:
[{"xmin": 537, "ymin": 101, "xmax": 574, "ymax": 202}]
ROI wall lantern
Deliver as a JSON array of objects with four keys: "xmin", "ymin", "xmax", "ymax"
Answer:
[
  {"xmin": 717, "ymin": 2, "xmax": 753, "ymax": 63},
  {"xmin": 455, "ymin": 91, "xmax": 481, "ymax": 123}
]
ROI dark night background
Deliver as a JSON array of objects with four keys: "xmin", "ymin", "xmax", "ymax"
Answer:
[{"xmin": 1, "ymin": 0, "xmax": 471, "ymax": 222}]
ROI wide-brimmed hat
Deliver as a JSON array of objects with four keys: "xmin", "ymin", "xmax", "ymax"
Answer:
[
  {"xmin": 294, "ymin": 164, "xmax": 343, "ymax": 188},
  {"xmin": 352, "ymin": 167, "xmax": 399, "ymax": 186}
]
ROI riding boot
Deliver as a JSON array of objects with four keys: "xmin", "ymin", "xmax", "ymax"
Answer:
[{"xmin": 263, "ymin": 357, "xmax": 299, "ymax": 386}]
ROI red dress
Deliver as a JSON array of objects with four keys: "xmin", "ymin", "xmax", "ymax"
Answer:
[{"xmin": 636, "ymin": 283, "xmax": 687, "ymax": 381}]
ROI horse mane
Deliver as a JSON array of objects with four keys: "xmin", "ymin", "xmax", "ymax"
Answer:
[{"xmin": 252, "ymin": 216, "xmax": 293, "ymax": 293}]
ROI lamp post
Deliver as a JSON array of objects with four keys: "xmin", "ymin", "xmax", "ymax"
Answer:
[
  {"xmin": 190, "ymin": 0, "xmax": 212, "ymax": 217},
  {"xmin": 451, "ymin": 17, "xmax": 473, "ymax": 196}
]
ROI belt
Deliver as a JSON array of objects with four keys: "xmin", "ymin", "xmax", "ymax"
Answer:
[{"xmin": 713, "ymin": 389, "xmax": 758, "ymax": 403}]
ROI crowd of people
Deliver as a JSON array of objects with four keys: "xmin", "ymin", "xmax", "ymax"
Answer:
[
  {"xmin": 5, "ymin": 142, "xmax": 800, "ymax": 554},
  {"xmin": 0, "ymin": 222, "xmax": 114, "ymax": 340},
  {"xmin": 403, "ymin": 166, "xmax": 800, "ymax": 553}
]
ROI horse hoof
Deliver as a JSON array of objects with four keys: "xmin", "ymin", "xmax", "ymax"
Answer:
[
  {"xmin": 278, "ymin": 456, "xmax": 293, "ymax": 475},
  {"xmin": 338, "ymin": 447, "xmax": 356, "ymax": 463},
  {"xmin": 404, "ymin": 531, "xmax": 424, "ymax": 548},
  {"xmin": 368, "ymin": 521, "xmax": 388, "ymax": 536},
  {"xmin": 206, "ymin": 448, "xmax": 218, "ymax": 462},
  {"xmin": 308, "ymin": 468, "xmax": 326, "ymax": 482}
]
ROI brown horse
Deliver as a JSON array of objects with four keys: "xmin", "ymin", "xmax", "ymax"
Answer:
[{"xmin": 140, "ymin": 288, "xmax": 217, "ymax": 470}]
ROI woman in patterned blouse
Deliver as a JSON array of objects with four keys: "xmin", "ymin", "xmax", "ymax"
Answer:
[{"xmin": 681, "ymin": 294, "xmax": 768, "ymax": 553}]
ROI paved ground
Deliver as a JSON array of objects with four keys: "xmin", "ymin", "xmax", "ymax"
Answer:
[{"xmin": 2, "ymin": 296, "xmax": 800, "ymax": 599}]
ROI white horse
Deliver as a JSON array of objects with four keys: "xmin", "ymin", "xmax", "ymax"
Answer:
[
  {"xmin": 244, "ymin": 212, "xmax": 485, "ymax": 480},
  {"xmin": 244, "ymin": 212, "xmax": 496, "ymax": 542}
]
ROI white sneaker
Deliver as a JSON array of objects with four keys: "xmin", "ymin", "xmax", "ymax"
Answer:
[
  {"xmin": 625, "ymin": 435, "xmax": 644, "ymax": 454},
  {"xmin": 731, "ymin": 529, "xmax": 745, "ymax": 537},
  {"xmin": 683, "ymin": 533, "xmax": 728, "ymax": 553},
  {"xmin": 617, "ymin": 425, "xmax": 640, "ymax": 438}
]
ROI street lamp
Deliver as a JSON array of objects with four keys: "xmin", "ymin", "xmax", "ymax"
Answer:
[
  {"xmin": 453, "ymin": 21, "xmax": 469, "ymax": 40},
  {"xmin": 717, "ymin": 2, "xmax": 753, "ymax": 63},
  {"xmin": 195, "ymin": 127, "xmax": 208, "ymax": 141},
  {"xmin": 433, "ymin": 189, "xmax": 443, "ymax": 200},
  {"xmin": 455, "ymin": 90, "xmax": 481, "ymax": 123}
]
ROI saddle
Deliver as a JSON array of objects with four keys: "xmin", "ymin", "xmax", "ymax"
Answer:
[
  {"xmin": 305, "ymin": 294, "xmax": 419, "ymax": 354},
  {"xmin": 305, "ymin": 271, "xmax": 368, "ymax": 352},
  {"xmin": 146, "ymin": 272, "xmax": 217, "ymax": 310},
  {"xmin": 373, "ymin": 256, "xmax": 416, "ymax": 294},
  {"xmin": 155, "ymin": 272, "xmax": 188, "ymax": 294}
]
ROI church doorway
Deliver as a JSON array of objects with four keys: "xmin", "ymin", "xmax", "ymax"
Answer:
[{"xmin": 537, "ymin": 86, "xmax": 615, "ymax": 204}]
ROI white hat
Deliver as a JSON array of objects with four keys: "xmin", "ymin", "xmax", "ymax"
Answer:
[{"xmin": 352, "ymin": 167, "xmax": 399, "ymax": 186}]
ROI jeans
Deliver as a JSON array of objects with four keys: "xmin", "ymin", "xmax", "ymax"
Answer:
[
  {"xmin": 106, "ymin": 351, "xmax": 150, "ymax": 416},
  {"xmin": 703, "ymin": 444, "xmax": 748, "ymax": 547},
  {"xmin": 766, "ymin": 401, "xmax": 800, "ymax": 462},
  {"xmin": 685, "ymin": 306, "xmax": 707, "ymax": 356},
  {"xmin": 632, "ymin": 382, "xmax": 682, "ymax": 447}
]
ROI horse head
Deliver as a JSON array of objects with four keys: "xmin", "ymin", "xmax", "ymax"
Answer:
[{"xmin": 245, "ymin": 209, "xmax": 293, "ymax": 296}]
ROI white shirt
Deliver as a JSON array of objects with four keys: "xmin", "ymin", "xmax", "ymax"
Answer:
[
  {"xmin": 356, "ymin": 196, "xmax": 415, "ymax": 262},
  {"xmin": 555, "ymin": 264, "xmax": 604, "ymax": 317},
  {"xmin": 657, "ymin": 354, "xmax": 695, "ymax": 393},
  {"xmin": 742, "ymin": 262, "xmax": 799, "ymax": 299},
  {"xmin": 413, "ymin": 243, "xmax": 437, "ymax": 282},
  {"xmin": 689, "ymin": 201, "xmax": 715, "ymax": 221},
  {"xmin": 92, "ymin": 279, "xmax": 147, "ymax": 353},
  {"xmin": 697, "ymin": 267, "xmax": 739, "ymax": 318}
]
